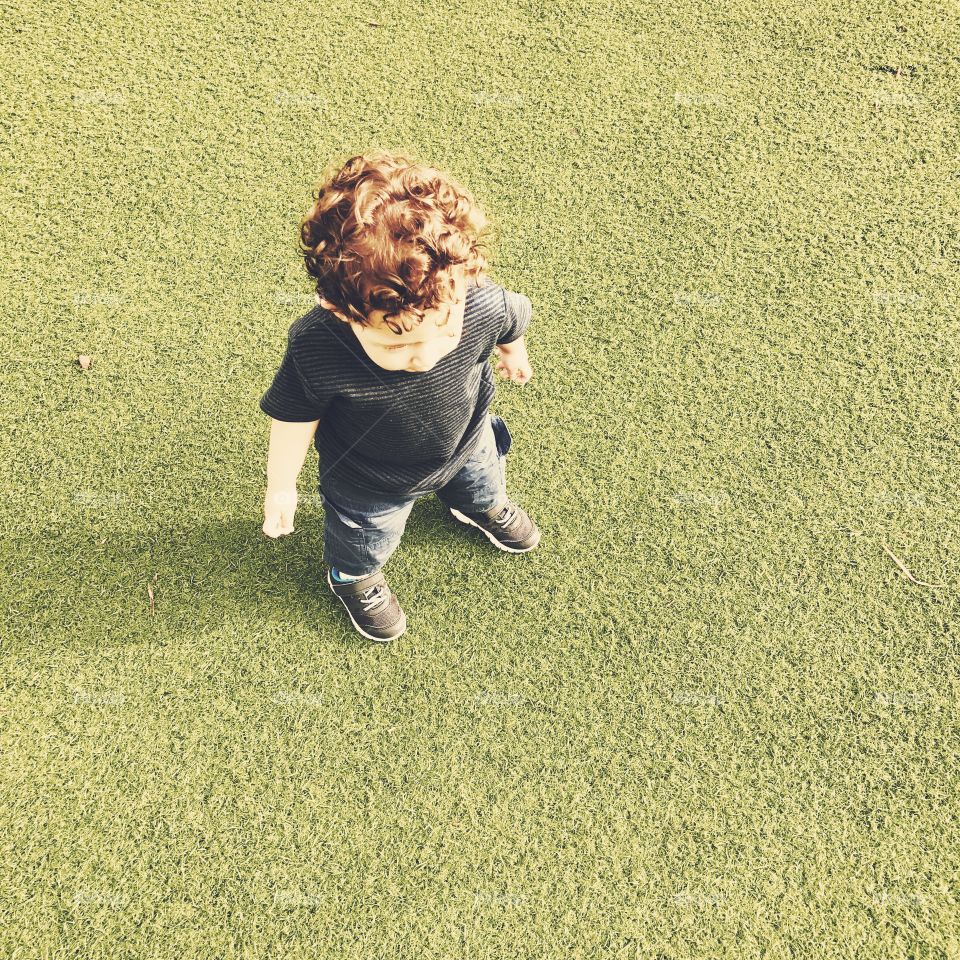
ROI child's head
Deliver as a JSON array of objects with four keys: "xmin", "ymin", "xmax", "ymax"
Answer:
[{"xmin": 299, "ymin": 149, "xmax": 494, "ymax": 336}]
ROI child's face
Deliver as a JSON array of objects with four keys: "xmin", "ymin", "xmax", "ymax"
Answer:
[{"xmin": 318, "ymin": 267, "xmax": 469, "ymax": 373}]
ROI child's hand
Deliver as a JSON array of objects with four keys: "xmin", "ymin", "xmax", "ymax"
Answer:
[
  {"xmin": 493, "ymin": 339, "xmax": 533, "ymax": 385},
  {"xmin": 262, "ymin": 486, "xmax": 297, "ymax": 538}
]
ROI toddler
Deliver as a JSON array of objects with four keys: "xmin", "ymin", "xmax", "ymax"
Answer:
[{"xmin": 260, "ymin": 149, "xmax": 540, "ymax": 641}]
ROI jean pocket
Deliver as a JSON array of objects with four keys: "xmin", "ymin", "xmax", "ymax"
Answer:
[
  {"xmin": 319, "ymin": 488, "xmax": 364, "ymax": 529},
  {"xmin": 490, "ymin": 415, "xmax": 512, "ymax": 458}
]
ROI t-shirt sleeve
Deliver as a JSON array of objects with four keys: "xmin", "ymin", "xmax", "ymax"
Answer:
[
  {"xmin": 497, "ymin": 288, "xmax": 532, "ymax": 345},
  {"xmin": 259, "ymin": 335, "xmax": 328, "ymax": 422}
]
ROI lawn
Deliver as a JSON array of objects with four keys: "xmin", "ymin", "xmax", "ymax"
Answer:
[{"xmin": 1, "ymin": 0, "xmax": 958, "ymax": 956}]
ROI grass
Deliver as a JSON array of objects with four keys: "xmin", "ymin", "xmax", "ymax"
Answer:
[{"xmin": 1, "ymin": 0, "xmax": 958, "ymax": 956}]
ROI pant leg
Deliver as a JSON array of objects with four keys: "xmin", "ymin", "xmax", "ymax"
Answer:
[
  {"xmin": 319, "ymin": 479, "xmax": 416, "ymax": 577},
  {"xmin": 435, "ymin": 412, "xmax": 512, "ymax": 514}
]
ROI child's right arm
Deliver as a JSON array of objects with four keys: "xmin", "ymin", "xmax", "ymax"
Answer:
[{"xmin": 262, "ymin": 417, "xmax": 320, "ymax": 538}]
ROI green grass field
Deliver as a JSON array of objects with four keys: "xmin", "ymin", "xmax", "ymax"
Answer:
[{"xmin": 2, "ymin": 0, "xmax": 958, "ymax": 956}]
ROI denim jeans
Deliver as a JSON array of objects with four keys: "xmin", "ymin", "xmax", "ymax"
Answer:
[{"xmin": 318, "ymin": 412, "xmax": 513, "ymax": 577}]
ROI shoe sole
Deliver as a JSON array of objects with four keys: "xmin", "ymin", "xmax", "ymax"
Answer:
[
  {"xmin": 448, "ymin": 508, "xmax": 541, "ymax": 553},
  {"xmin": 326, "ymin": 570, "xmax": 407, "ymax": 642}
]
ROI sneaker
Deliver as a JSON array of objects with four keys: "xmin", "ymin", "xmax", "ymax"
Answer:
[
  {"xmin": 448, "ymin": 498, "xmax": 541, "ymax": 553},
  {"xmin": 326, "ymin": 567, "xmax": 407, "ymax": 642}
]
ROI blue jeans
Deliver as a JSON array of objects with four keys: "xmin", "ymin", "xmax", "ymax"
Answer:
[{"xmin": 318, "ymin": 412, "xmax": 513, "ymax": 577}]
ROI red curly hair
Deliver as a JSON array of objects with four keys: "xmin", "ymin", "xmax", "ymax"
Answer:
[{"xmin": 298, "ymin": 149, "xmax": 496, "ymax": 335}]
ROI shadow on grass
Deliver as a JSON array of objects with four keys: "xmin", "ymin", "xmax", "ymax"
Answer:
[{"xmin": 3, "ymin": 494, "xmax": 467, "ymax": 655}]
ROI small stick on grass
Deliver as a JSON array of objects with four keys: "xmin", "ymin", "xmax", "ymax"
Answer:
[{"xmin": 880, "ymin": 541, "xmax": 943, "ymax": 589}]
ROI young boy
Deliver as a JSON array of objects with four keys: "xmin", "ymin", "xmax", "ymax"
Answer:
[{"xmin": 259, "ymin": 150, "xmax": 540, "ymax": 642}]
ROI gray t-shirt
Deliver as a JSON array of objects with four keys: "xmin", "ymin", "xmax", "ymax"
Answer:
[{"xmin": 259, "ymin": 277, "xmax": 532, "ymax": 497}]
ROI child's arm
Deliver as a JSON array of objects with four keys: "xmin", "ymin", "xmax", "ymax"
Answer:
[
  {"xmin": 493, "ymin": 335, "xmax": 533, "ymax": 385},
  {"xmin": 262, "ymin": 417, "xmax": 320, "ymax": 538},
  {"xmin": 492, "ymin": 288, "xmax": 533, "ymax": 384}
]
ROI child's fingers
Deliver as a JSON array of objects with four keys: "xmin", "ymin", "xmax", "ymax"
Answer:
[
  {"xmin": 264, "ymin": 523, "xmax": 294, "ymax": 538},
  {"xmin": 262, "ymin": 517, "xmax": 280, "ymax": 538},
  {"xmin": 263, "ymin": 511, "xmax": 295, "ymax": 537},
  {"xmin": 496, "ymin": 361, "xmax": 536, "ymax": 383}
]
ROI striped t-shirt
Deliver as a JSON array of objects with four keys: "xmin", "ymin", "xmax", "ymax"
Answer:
[{"xmin": 259, "ymin": 277, "xmax": 532, "ymax": 498}]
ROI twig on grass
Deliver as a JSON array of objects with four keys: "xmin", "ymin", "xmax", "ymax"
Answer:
[{"xmin": 880, "ymin": 541, "xmax": 943, "ymax": 589}]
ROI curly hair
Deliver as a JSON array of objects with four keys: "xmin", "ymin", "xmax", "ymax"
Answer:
[{"xmin": 298, "ymin": 149, "xmax": 496, "ymax": 335}]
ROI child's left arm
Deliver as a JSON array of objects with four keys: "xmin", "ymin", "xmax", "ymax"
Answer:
[{"xmin": 494, "ymin": 336, "xmax": 533, "ymax": 385}]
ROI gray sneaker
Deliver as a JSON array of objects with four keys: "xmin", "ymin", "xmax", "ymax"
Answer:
[
  {"xmin": 448, "ymin": 499, "xmax": 541, "ymax": 553},
  {"xmin": 326, "ymin": 567, "xmax": 407, "ymax": 642}
]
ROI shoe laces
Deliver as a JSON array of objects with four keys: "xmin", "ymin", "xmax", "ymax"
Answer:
[
  {"xmin": 493, "ymin": 502, "xmax": 518, "ymax": 527},
  {"xmin": 360, "ymin": 583, "xmax": 389, "ymax": 612}
]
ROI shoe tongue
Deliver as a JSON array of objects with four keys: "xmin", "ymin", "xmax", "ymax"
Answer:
[{"xmin": 494, "ymin": 504, "xmax": 512, "ymax": 523}]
